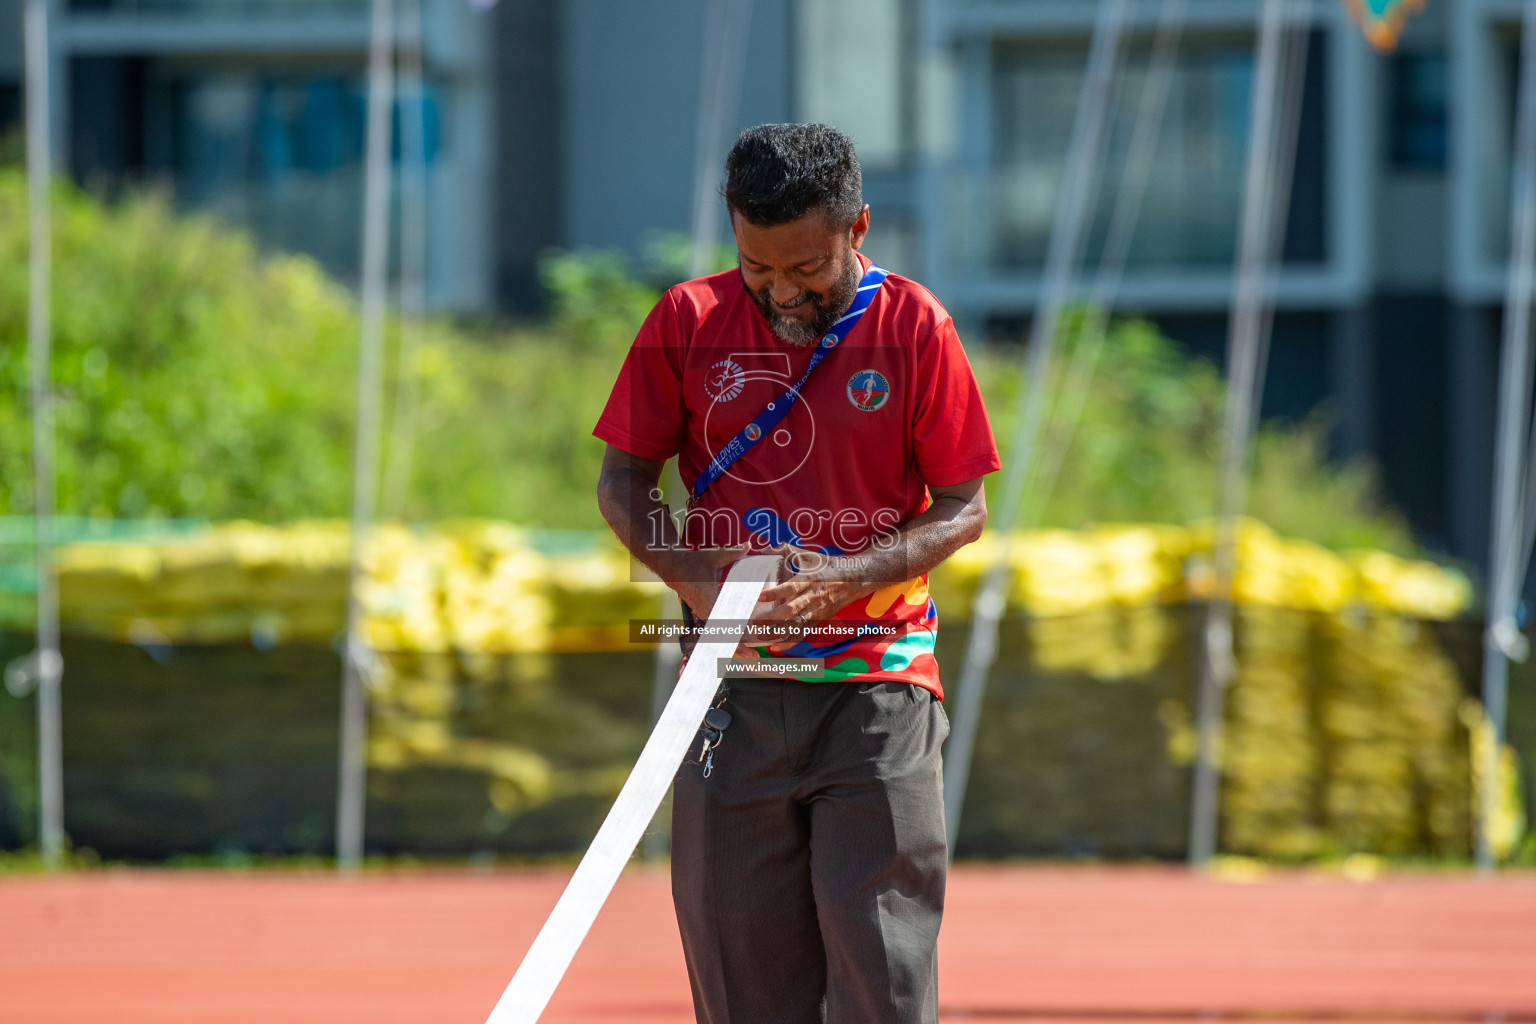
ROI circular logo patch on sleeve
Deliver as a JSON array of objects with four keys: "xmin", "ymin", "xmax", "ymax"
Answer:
[{"xmin": 846, "ymin": 370, "xmax": 890, "ymax": 412}]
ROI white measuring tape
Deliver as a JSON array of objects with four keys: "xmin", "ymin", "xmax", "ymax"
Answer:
[{"xmin": 483, "ymin": 554, "xmax": 780, "ymax": 1024}]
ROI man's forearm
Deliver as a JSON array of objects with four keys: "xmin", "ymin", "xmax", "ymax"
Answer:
[
  {"xmin": 597, "ymin": 464, "xmax": 676, "ymax": 580},
  {"xmin": 597, "ymin": 455, "xmax": 737, "ymax": 618},
  {"xmin": 835, "ymin": 493, "xmax": 986, "ymax": 602}
]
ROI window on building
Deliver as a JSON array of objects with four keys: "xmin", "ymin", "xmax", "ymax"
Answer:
[
  {"xmin": 1480, "ymin": 26, "xmax": 1524, "ymax": 263},
  {"xmin": 0, "ymin": 84, "xmax": 20, "ymax": 144},
  {"xmin": 144, "ymin": 68, "xmax": 441, "ymax": 283},
  {"xmin": 795, "ymin": 0, "xmax": 907, "ymax": 171},
  {"xmin": 983, "ymin": 31, "xmax": 1328, "ymax": 273},
  {"xmin": 1388, "ymin": 51, "xmax": 1447, "ymax": 171},
  {"xmin": 69, "ymin": 1, "xmax": 367, "ymax": 13},
  {"xmin": 71, "ymin": 57, "xmax": 150, "ymax": 186}
]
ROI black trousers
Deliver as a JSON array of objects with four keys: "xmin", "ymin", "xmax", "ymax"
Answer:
[{"xmin": 670, "ymin": 677, "xmax": 950, "ymax": 1024}]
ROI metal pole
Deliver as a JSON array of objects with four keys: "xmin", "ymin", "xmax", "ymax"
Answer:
[
  {"xmin": 1187, "ymin": 0, "xmax": 1311, "ymax": 868},
  {"xmin": 1023, "ymin": 0, "xmax": 1187, "ymax": 529},
  {"xmin": 337, "ymin": 0, "xmax": 395, "ymax": 873},
  {"xmin": 642, "ymin": 589, "xmax": 681, "ymax": 864},
  {"xmin": 643, "ymin": 0, "xmax": 755, "ymax": 862},
  {"xmin": 687, "ymin": 0, "xmax": 754, "ymax": 279},
  {"xmin": 943, "ymin": 0, "xmax": 1133, "ymax": 856},
  {"xmin": 24, "ymin": 0, "xmax": 64, "ymax": 871},
  {"xmin": 643, "ymin": 467, "xmax": 686, "ymax": 863},
  {"xmin": 382, "ymin": 0, "xmax": 429, "ymax": 519},
  {"xmin": 1478, "ymin": 0, "xmax": 1536, "ymax": 875}
]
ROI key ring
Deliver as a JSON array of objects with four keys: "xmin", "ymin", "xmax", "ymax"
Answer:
[{"xmin": 697, "ymin": 689, "xmax": 733, "ymax": 778}]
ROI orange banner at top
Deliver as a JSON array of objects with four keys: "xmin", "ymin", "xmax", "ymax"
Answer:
[{"xmin": 1344, "ymin": 0, "xmax": 1425, "ymax": 53}]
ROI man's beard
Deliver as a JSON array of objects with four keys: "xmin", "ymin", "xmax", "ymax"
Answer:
[{"xmin": 746, "ymin": 251, "xmax": 861, "ymax": 348}]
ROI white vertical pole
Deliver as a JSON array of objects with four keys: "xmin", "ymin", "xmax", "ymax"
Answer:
[
  {"xmin": 1021, "ymin": 0, "xmax": 1187, "ymax": 529},
  {"xmin": 382, "ymin": 0, "xmax": 428, "ymax": 519},
  {"xmin": 643, "ymin": 517, "xmax": 683, "ymax": 863},
  {"xmin": 24, "ymin": 0, "xmax": 64, "ymax": 872},
  {"xmin": 338, "ymin": 0, "xmax": 395, "ymax": 873},
  {"xmin": 1478, "ymin": 0, "xmax": 1536, "ymax": 875},
  {"xmin": 1187, "ymin": 0, "xmax": 1311, "ymax": 868},
  {"xmin": 687, "ymin": 0, "xmax": 754, "ymax": 279},
  {"xmin": 943, "ymin": 0, "xmax": 1132, "ymax": 857},
  {"xmin": 643, "ymin": 0, "xmax": 755, "ymax": 863}
]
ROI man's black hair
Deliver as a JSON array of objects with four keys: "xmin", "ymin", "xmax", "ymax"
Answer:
[{"xmin": 723, "ymin": 123, "xmax": 864, "ymax": 232}]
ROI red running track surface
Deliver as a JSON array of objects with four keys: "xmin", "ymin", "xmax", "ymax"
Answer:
[{"xmin": 1, "ymin": 865, "xmax": 1534, "ymax": 1024}]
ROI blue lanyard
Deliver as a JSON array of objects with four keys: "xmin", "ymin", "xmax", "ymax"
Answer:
[{"xmin": 691, "ymin": 264, "xmax": 888, "ymax": 504}]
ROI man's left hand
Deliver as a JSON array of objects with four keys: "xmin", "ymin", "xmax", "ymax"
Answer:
[{"xmin": 741, "ymin": 545, "xmax": 869, "ymax": 652}]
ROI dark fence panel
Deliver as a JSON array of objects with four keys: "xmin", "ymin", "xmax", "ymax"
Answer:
[{"xmin": 0, "ymin": 611, "xmax": 1530, "ymax": 863}]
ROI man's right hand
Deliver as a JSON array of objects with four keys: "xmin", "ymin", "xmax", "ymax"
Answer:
[{"xmin": 663, "ymin": 543, "xmax": 751, "ymax": 622}]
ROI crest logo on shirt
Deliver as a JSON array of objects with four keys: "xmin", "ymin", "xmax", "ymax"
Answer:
[
  {"xmin": 846, "ymin": 370, "xmax": 890, "ymax": 412},
  {"xmin": 745, "ymin": 423, "xmax": 762, "ymax": 442},
  {"xmin": 707, "ymin": 359, "xmax": 746, "ymax": 402}
]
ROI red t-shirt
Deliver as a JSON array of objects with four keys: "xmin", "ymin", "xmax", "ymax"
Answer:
[{"xmin": 594, "ymin": 255, "xmax": 1000, "ymax": 697}]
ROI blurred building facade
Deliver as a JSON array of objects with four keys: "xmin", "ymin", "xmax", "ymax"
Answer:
[
  {"xmin": 0, "ymin": 0, "xmax": 495, "ymax": 308},
  {"xmin": 0, "ymin": 0, "xmax": 1522, "ymax": 571}
]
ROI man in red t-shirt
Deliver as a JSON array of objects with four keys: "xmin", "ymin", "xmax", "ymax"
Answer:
[{"xmin": 595, "ymin": 124, "xmax": 1000, "ymax": 1023}]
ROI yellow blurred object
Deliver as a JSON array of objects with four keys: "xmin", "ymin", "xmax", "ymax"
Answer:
[
  {"xmin": 40, "ymin": 515, "xmax": 1479, "ymax": 700},
  {"xmin": 1010, "ymin": 530, "xmax": 1107, "ymax": 617},
  {"xmin": 1094, "ymin": 525, "xmax": 1189, "ymax": 606},
  {"xmin": 938, "ymin": 520, "xmax": 1466, "ymax": 623},
  {"xmin": 1184, "ymin": 519, "xmax": 1355, "ymax": 614},
  {"xmin": 46, "ymin": 519, "xmax": 1473, "ymax": 657},
  {"xmin": 1222, "ymin": 607, "xmax": 1326, "ymax": 860},
  {"xmin": 1353, "ymin": 551, "xmax": 1474, "ymax": 621},
  {"xmin": 55, "ymin": 519, "xmax": 350, "ymax": 645},
  {"xmin": 31, "ymin": 517, "xmax": 1495, "ymax": 861},
  {"xmin": 1462, "ymin": 699, "xmax": 1528, "ymax": 862},
  {"xmin": 1031, "ymin": 604, "xmax": 1170, "ymax": 681},
  {"xmin": 51, "ymin": 520, "xmax": 661, "ymax": 654},
  {"xmin": 1321, "ymin": 616, "xmax": 1470, "ymax": 857},
  {"xmin": 1158, "ymin": 698, "xmax": 1198, "ymax": 766},
  {"xmin": 1339, "ymin": 852, "xmax": 1387, "ymax": 881},
  {"xmin": 1208, "ymin": 855, "xmax": 1269, "ymax": 883}
]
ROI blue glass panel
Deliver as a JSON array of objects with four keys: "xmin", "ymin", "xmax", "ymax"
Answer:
[
  {"xmin": 162, "ymin": 69, "xmax": 443, "ymax": 282},
  {"xmin": 983, "ymin": 36, "xmax": 1327, "ymax": 272}
]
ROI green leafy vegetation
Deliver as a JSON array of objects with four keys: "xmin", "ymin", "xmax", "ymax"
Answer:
[
  {"xmin": 974, "ymin": 315, "xmax": 1413, "ymax": 554},
  {"xmin": 0, "ymin": 170, "xmax": 670, "ymax": 527},
  {"xmin": 0, "ymin": 177, "xmax": 1514, "ymax": 861},
  {"xmin": 0, "ymin": 170, "xmax": 1411, "ymax": 554},
  {"xmin": 0, "ymin": 171, "xmax": 357, "ymax": 521}
]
